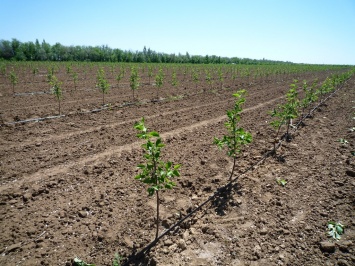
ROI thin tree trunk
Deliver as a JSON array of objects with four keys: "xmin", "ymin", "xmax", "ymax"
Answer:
[
  {"xmin": 156, "ymin": 190, "xmax": 160, "ymax": 239},
  {"xmin": 229, "ymin": 156, "xmax": 236, "ymax": 181}
]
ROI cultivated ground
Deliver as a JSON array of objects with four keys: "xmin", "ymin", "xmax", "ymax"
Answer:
[{"xmin": 0, "ymin": 66, "xmax": 354, "ymax": 266}]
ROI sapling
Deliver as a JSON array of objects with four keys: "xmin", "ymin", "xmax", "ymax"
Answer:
[
  {"xmin": 129, "ymin": 66, "xmax": 139, "ymax": 101},
  {"xmin": 218, "ymin": 68, "xmax": 224, "ymax": 88},
  {"xmin": 300, "ymin": 80, "xmax": 318, "ymax": 118},
  {"xmin": 171, "ymin": 70, "xmax": 178, "ymax": 86},
  {"xmin": 134, "ymin": 117, "xmax": 180, "ymax": 239},
  {"xmin": 96, "ymin": 68, "xmax": 110, "ymax": 106},
  {"xmin": 214, "ymin": 90, "xmax": 252, "ymax": 180},
  {"xmin": 10, "ymin": 70, "xmax": 18, "ymax": 94},
  {"xmin": 50, "ymin": 75, "xmax": 63, "ymax": 115},
  {"xmin": 72, "ymin": 72, "xmax": 78, "ymax": 91},
  {"xmin": 148, "ymin": 65, "xmax": 153, "ymax": 85},
  {"xmin": 205, "ymin": 70, "xmax": 213, "ymax": 90},
  {"xmin": 115, "ymin": 72, "xmax": 123, "ymax": 88},
  {"xmin": 269, "ymin": 81, "xmax": 300, "ymax": 151},
  {"xmin": 32, "ymin": 67, "xmax": 38, "ymax": 81},
  {"xmin": 66, "ymin": 64, "xmax": 72, "ymax": 74},
  {"xmin": 47, "ymin": 67, "xmax": 54, "ymax": 83},
  {"xmin": 192, "ymin": 70, "xmax": 199, "ymax": 89},
  {"xmin": 155, "ymin": 68, "xmax": 164, "ymax": 99}
]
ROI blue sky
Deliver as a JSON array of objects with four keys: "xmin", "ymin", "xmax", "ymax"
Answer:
[{"xmin": 1, "ymin": 0, "xmax": 354, "ymax": 65}]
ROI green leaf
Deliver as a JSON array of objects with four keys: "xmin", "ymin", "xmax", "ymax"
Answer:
[
  {"xmin": 276, "ymin": 179, "xmax": 287, "ymax": 187},
  {"xmin": 149, "ymin": 131, "xmax": 159, "ymax": 137},
  {"xmin": 327, "ymin": 221, "xmax": 344, "ymax": 240},
  {"xmin": 172, "ymin": 170, "xmax": 180, "ymax": 177},
  {"xmin": 73, "ymin": 257, "xmax": 95, "ymax": 266}
]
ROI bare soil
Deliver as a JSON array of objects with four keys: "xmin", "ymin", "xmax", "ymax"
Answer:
[{"xmin": 0, "ymin": 67, "xmax": 354, "ymax": 266}]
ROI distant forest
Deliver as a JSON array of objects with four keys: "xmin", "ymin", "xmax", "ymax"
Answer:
[{"xmin": 0, "ymin": 38, "xmax": 296, "ymax": 65}]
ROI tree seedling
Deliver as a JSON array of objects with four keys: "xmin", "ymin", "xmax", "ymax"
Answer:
[
  {"xmin": 218, "ymin": 68, "xmax": 224, "ymax": 88},
  {"xmin": 214, "ymin": 90, "xmax": 252, "ymax": 180},
  {"xmin": 155, "ymin": 67, "xmax": 164, "ymax": 99},
  {"xmin": 148, "ymin": 65, "xmax": 153, "ymax": 85},
  {"xmin": 301, "ymin": 79, "xmax": 318, "ymax": 118},
  {"xmin": 116, "ymin": 72, "xmax": 123, "ymax": 88},
  {"xmin": 72, "ymin": 72, "xmax": 78, "ymax": 91},
  {"xmin": 10, "ymin": 70, "xmax": 18, "ymax": 94},
  {"xmin": 327, "ymin": 221, "xmax": 344, "ymax": 240},
  {"xmin": 50, "ymin": 75, "xmax": 63, "ymax": 115},
  {"xmin": 171, "ymin": 70, "xmax": 178, "ymax": 86},
  {"xmin": 66, "ymin": 64, "xmax": 72, "ymax": 74},
  {"xmin": 192, "ymin": 69, "xmax": 199, "ymax": 89},
  {"xmin": 276, "ymin": 178, "xmax": 287, "ymax": 187},
  {"xmin": 32, "ymin": 67, "xmax": 38, "ymax": 81},
  {"xmin": 47, "ymin": 67, "xmax": 54, "ymax": 83},
  {"xmin": 130, "ymin": 66, "xmax": 139, "ymax": 101},
  {"xmin": 134, "ymin": 117, "xmax": 180, "ymax": 239},
  {"xmin": 112, "ymin": 253, "xmax": 122, "ymax": 266},
  {"xmin": 205, "ymin": 70, "xmax": 213, "ymax": 90},
  {"xmin": 96, "ymin": 67, "xmax": 110, "ymax": 106},
  {"xmin": 269, "ymin": 81, "xmax": 300, "ymax": 152}
]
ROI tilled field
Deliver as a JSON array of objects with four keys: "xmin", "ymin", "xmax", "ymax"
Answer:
[{"xmin": 0, "ymin": 68, "xmax": 354, "ymax": 266}]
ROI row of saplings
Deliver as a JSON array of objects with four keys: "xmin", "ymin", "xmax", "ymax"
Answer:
[{"xmin": 73, "ymin": 70, "xmax": 353, "ymax": 266}]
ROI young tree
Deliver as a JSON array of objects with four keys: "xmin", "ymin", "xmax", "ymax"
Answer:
[
  {"xmin": 205, "ymin": 70, "xmax": 213, "ymax": 90},
  {"xmin": 192, "ymin": 69, "xmax": 199, "ymax": 89},
  {"xmin": 300, "ymin": 79, "xmax": 318, "ymax": 118},
  {"xmin": 32, "ymin": 67, "xmax": 38, "ymax": 82},
  {"xmin": 116, "ymin": 72, "xmax": 123, "ymax": 88},
  {"xmin": 130, "ymin": 66, "xmax": 140, "ymax": 101},
  {"xmin": 155, "ymin": 67, "xmax": 164, "ymax": 98},
  {"xmin": 72, "ymin": 72, "xmax": 78, "ymax": 91},
  {"xmin": 171, "ymin": 69, "xmax": 178, "ymax": 86},
  {"xmin": 96, "ymin": 67, "xmax": 110, "ymax": 105},
  {"xmin": 214, "ymin": 90, "xmax": 252, "ymax": 180},
  {"xmin": 66, "ymin": 64, "xmax": 72, "ymax": 74},
  {"xmin": 9, "ymin": 70, "xmax": 18, "ymax": 94},
  {"xmin": 50, "ymin": 75, "xmax": 63, "ymax": 115},
  {"xmin": 134, "ymin": 117, "xmax": 180, "ymax": 239},
  {"xmin": 218, "ymin": 68, "xmax": 224, "ymax": 88},
  {"xmin": 148, "ymin": 65, "xmax": 154, "ymax": 85},
  {"xmin": 269, "ymin": 80, "xmax": 300, "ymax": 151}
]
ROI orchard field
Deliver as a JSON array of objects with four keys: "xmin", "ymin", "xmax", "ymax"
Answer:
[{"xmin": 0, "ymin": 62, "xmax": 354, "ymax": 266}]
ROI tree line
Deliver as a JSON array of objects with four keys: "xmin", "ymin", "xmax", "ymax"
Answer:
[{"xmin": 0, "ymin": 38, "xmax": 293, "ymax": 65}]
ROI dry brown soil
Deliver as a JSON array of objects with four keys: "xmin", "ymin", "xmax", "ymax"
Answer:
[{"xmin": 0, "ymin": 67, "xmax": 354, "ymax": 266}]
